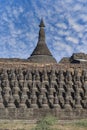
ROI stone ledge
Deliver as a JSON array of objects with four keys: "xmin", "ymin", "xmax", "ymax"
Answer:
[{"xmin": 0, "ymin": 108, "xmax": 87, "ymax": 120}]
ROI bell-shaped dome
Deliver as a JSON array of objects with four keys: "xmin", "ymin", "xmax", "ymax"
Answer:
[{"xmin": 28, "ymin": 19, "xmax": 57, "ymax": 64}]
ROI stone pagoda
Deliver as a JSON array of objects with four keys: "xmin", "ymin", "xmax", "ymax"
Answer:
[
  {"xmin": 28, "ymin": 19, "xmax": 57, "ymax": 64},
  {"xmin": 0, "ymin": 19, "xmax": 87, "ymax": 120}
]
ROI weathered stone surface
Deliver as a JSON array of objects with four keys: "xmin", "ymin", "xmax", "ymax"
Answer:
[
  {"xmin": 0, "ymin": 66, "xmax": 86, "ymax": 119},
  {"xmin": 60, "ymin": 52, "xmax": 87, "ymax": 64},
  {"xmin": 1, "ymin": 20, "xmax": 87, "ymax": 120}
]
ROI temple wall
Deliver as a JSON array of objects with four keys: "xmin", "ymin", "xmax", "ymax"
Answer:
[{"xmin": 0, "ymin": 67, "xmax": 87, "ymax": 120}]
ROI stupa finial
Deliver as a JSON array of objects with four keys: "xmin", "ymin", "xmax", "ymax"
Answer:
[
  {"xmin": 38, "ymin": 18, "xmax": 45, "ymax": 42},
  {"xmin": 39, "ymin": 18, "xmax": 45, "ymax": 27}
]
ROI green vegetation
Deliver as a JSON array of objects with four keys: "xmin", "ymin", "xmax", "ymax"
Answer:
[
  {"xmin": 0, "ymin": 117, "xmax": 87, "ymax": 130},
  {"xmin": 74, "ymin": 120, "xmax": 87, "ymax": 128},
  {"xmin": 31, "ymin": 115, "xmax": 57, "ymax": 130}
]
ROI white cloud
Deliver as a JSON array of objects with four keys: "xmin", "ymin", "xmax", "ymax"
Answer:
[
  {"xmin": 68, "ymin": 17, "xmax": 84, "ymax": 32},
  {"xmin": 80, "ymin": 14, "xmax": 87, "ymax": 22},
  {"xmin": 73, "ymin": 4, "xmax": 82, "ymax": 11},
  {"xmin": 56, "ymin": 23, "xmax": 67, "ymax": 29},
  {"xmin": 53, "ymin": 41, "xmax": 73, "ymax": 54},
  {"xmin": 65, "ymin": 36, "xmax": 79, "ymax": 44}
]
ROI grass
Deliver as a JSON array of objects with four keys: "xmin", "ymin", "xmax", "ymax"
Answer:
[
  {"xmin": 74, "ymin": 120, "xmax": 87, "ymax": 127},
  {"xmin": 0, "ymin": 120, "xmax": 35, "ymax": 130},
  {"xmin": 0, "ymin": 118, "xmax": 87, "ymax": 130},
  {"xmin": 31, "ymin": 115, "xmax": 57, "ymax": 130},
  {"xmin": 52, "ymin": 119, "xmax": 87, "ymax": 130}
]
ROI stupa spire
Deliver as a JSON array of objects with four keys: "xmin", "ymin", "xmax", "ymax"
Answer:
[
  {"xmin": 28, "ymin": 19, "xmax": 57, "ymax": 64},
  {"xmin": 38, "ymin": 18, "xmax": 45, "ymax": 42}
]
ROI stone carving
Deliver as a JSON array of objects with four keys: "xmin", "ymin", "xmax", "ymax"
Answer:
[
  {"xmin": 65, "ymin": 70, "xmax": 73, "ymax": 110},
  {"xmin": 3, "ymin": 80, "xmax": 11, "ymax": 104},
  {"xmin": 35, "ymin": 69, "xmax": 40, "ymax": 86},
  {"xmin": 42, "ymin": 93, "xmax": 49, "ymax": 108},
  {"xmin": 54, "ymin": 93, "xmax": 60, "ymax": 108},
  {"xmin": 17, "ymin": 69, "xmax": 24, "ymax": 89},
  {"xmin": 8, "ymin": 92, "xmax": 15, "ymax": 108},
  {"xmin": 38, "ymin": 81, "xmax": 47, "ymax": 107},
  {"xmin": 25, "ymin": 70, "xmax": 32, "ymax": 89},
  {"xmin": 0, "ymin": 68, "xmax": 87, "ymax": 119},
  {"xmin": 9, "ymin": 69, "xmax": 17, "ymax": 89},
  {"xmin": 42, "ymin": 69, "xmax": 49, "ymax": 86},
  {"xmin": 73, "ymin": 70, "xmax": 82, "ymax": 109},
  {"xmin": 19, "ymin": 93, "xmax": 27, "ymax": 108},
  {"xmin": 48, "ymin": 82, "xmax": 55, "ymax": 108},
  {"xmin": 48, "ymin": 69, "xmax": 57, "ymax": 108},
  {"xmin": 0, "ymin": 86, "xmax": 4, "ymax": 108},
  {"xmin": 30, "ymin": 81, "xmax": 38, "ymax": 108},
  {"xmin": 13, "ymin": 80, "xmax": 20, "ymax": 101},
  {"xmin": 82, "ymin": 70, "xmax": 87, "ymax": 108},
  {"xmin": 58, "ymin": 70, "xmax": 65, "ymax": 108}
]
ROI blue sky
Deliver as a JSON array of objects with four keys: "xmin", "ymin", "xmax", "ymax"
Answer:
[{"xmin": 0, "ymin": 0, "xmax": 87, "ymax": 62}]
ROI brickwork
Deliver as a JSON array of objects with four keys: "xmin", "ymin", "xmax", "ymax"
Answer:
[{"xmin": 0, "ymin": 66, "xmax": 87, "ymax": 119}]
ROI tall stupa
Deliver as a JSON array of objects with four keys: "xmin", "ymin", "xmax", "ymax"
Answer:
[{"xmin": 28, "ymin": 19, "xmax": 57, "ymax": 64}]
